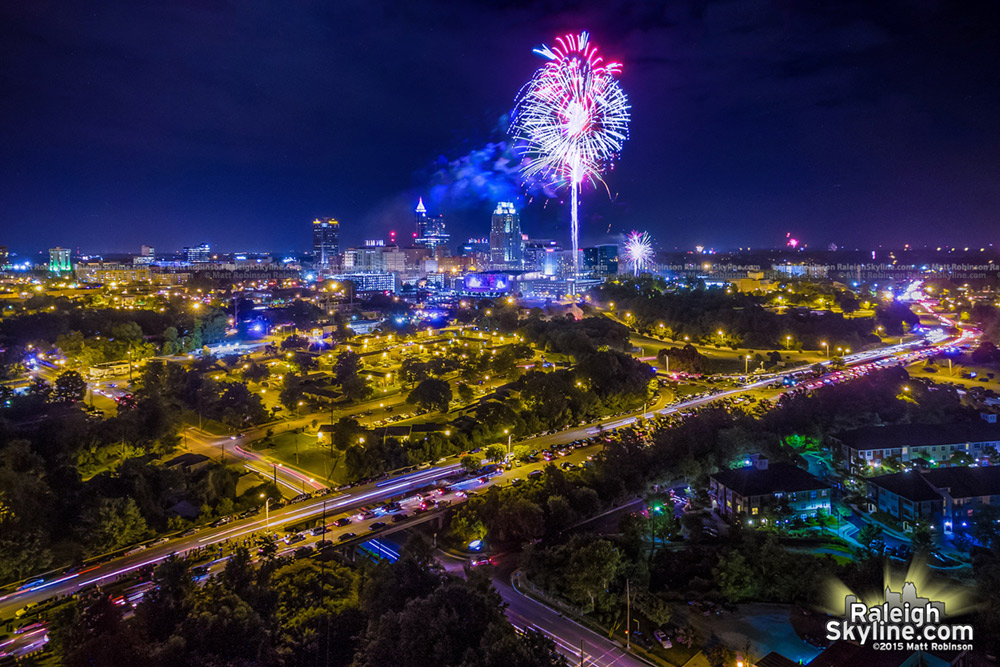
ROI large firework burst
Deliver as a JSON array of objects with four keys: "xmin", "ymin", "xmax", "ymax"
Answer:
[
  {"xmin": 623, "ymin": 230, "xmax": 653, "ymax": 276},
  {"xmin": 510, "ymin": 31, "xmax": 631, "ymax": 290}
]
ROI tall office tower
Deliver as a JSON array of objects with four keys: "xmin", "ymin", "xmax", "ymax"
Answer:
[
  {"xmin": 312, "ymin": 218, "xmax": 340, "ymax": 265},
  {"xmin": 49, "ymin": 247, "xmax": 72, "ymax": 273},
  {"xmin": 583, "ymin": 244, "xmax": 619, "ymax": 278},
  {"xmin": 413, "ymin": 197, "xmax": 449, "ymax": 254},
  {"xmin": 489, "ymin": 202, "xmax": 523, "ymax": 269},
  {"xmin": 184, "ymin": 243, "xmax": 212, "ymax": 263},
  {"xmin": 0, "ymin": 246, "xmax": 8, "ymax": 269},
  {"xmin": 141, "ymin": 245, "xmax": 155, "ymax": 258}
]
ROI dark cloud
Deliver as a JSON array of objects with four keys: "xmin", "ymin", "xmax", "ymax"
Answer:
[{"xmin": 1, "ymin": 0, "xmax": 998, "ymax": 254}]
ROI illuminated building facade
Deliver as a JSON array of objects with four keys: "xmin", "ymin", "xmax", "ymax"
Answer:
[
  {"xmin": 49, "ymin": 247, "xmax": 71, "ymax": 273},
  {"xmin": 583, "ymin": 244, "xmax": 619, "ymax": 278},
  {"xmin": 489, "ymin": 202, "xmax": 523, "ymax": 269},
  {"xmin": 413, "ymin": 198, "xmax": 449, "ymax": 254},
  {"xmin": 184, "ymin": 243, "xmax": 212, "ymax": 263},
  {"xmin": 312, "ymin": 218, "xmax": 340, "ymax": 266}
]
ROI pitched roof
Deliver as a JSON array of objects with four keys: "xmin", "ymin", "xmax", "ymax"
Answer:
[
  {"xmin": 867, "ymin": 471, "xmax": 942, "ymax": 502},
  {"xmin": 807, "ymin": 640, "xmax": 914, "ymax": 667},
  {"xmin": 756, "ymin": 652, "xmax": 799, "ymax": 667},
  {"xmin": 870, "ymin": 465, "xmax": 1000, "ymax": 501},
  {"xmin": 710, "ymin": 463, "xmax": 829, "ymax": 497},
  {"xmin": 922, "ymin": 465, "xmax": 1000, "ymax": 499},
  {"xmin": 834, "ymin": 423, "xmax": 1000, "ymax": 451}
]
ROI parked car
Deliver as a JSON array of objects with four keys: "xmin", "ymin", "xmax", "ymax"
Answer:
[{"xmin": 653, "ymin": 629, "xmax": 672, "ymax": 649}]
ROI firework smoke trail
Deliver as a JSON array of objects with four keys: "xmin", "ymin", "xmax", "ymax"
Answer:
[
  {"xmin": 510, "ymin": 31, "xmax": 630, "ymax": 292},
  {"xmin": 623, "ymin": 230, "xmax": 653, "ymax": 276}
]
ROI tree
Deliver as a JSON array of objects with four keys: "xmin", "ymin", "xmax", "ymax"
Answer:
[
  {"xmin": 407, "ymin": 378, "xmax": 452, "ymax": 413},
  {"xmin": 333, "ymin": 350, "xmax": 363, "ymax": 385},
  {"xmin": 54, "ymin": 370, "xmax": 88, "ymax": 402},
  {"xmin": 972, "ymin": 342, "xmax": 1000, "ymax": 365},
  {"xmin": 292, "ymin": 350, "xmax": 317, "ymax": 372},
  {"xmin": 491, "ymin": 498, "xmax": 545, "ymax": 544},
  {"xmin": 279, "ymin": 372, "xmax": 305, "ymax": 411},
  {"xmin": 29, "ymin": 377, "xmax": 52, "ymax": 401},
  {"xmin": 715, "ymin": 551, "xmax": 758, "ymax": 602},
  {"xmin": 242, "ymin": 361, "xmax": 270, "ymax": 383},
  {"xmin": 972, "ymin": 504, "xmax": 1000, "ymax": 548},
  {"xmin": 217, "ymin": 382, "xmax": 267, "ymax": 429},
  {"xmin": 633, "ymin": 589, "xmax": 672, "ymax": 627},
  {"xmin": 484, "ymin": 444, "xmax": 507, "ymax": 463},
  {"xmin": 330, "ymin": 417, "xmax": 365, "ymax": 452},
  {"xmin": 563, "ymin": 538, "xmax": 621, "ymax": 610},
  {"xmin": 81, "ymin": 497, "xmax": 148, "ymax": 554},
  {"xmin": 342, "ymin": 373, "xmax": 373, "ymax": 402},
  {"xmin": 400, "ymin": 358, "xmax": 428, "ymax": 386},
  {"xmin": 457, "ymin": 382, "xmax": 475, "ymax": 404},
  {"xmin": 657, "ymin": 344, "xmax": 709, "ymax": 374},
  {"xmin": 858, "ymin": 523, "xmax": 883, "ymax": 553},
  {"xmin": 162, "ymin": 326, "xmax": 182, "ymax": 355},
  {"xmin": 911, "ymin": 523, "xmax": 934, "ymax": 557},
  {"xmin": 461, "ymin": 456, "xmax": 482, "ymax": 474}
]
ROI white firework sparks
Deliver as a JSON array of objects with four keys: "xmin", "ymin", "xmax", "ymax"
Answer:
[
  {"xmin": 623, "ymin": 230, "xmax": 653, "ymax": 276},
  {"xmin": 510, "ymin": 31, "xmax": 631, "ymax": 290}
]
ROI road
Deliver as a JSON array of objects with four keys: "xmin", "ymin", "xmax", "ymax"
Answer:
[
  {"xmin": 494, "ymin": 555, "xmax": 650, "ymax": 667},
  {"xmin": 433, "ymin": 547, "xmax": 649, "ymax": 667},
  {"xmin": 0, "ymin": 442, "xmax": 610, "ymax": 621}
]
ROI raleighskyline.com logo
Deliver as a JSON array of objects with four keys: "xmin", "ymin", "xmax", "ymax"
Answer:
[{"xmin": 825, "ymin": 582, "xmax": 973, "ymax": 652}]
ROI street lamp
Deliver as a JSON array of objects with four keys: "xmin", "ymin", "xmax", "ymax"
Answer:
[
  {"xmin": 261, "ymin": 493, "xmax": 271, "ymax": 532},
  {"xmin": 785, "ymin": 335, "xmax": 792, "ymax": 350},
  {"xmin": 821, "ymin": 341, "xmax": 829, "ymax": 357},
  {"xmin": 745, "ymin": 355, "xmax": 751, "ymax": 375},
  {"xmin": 504, "ymin": 428, "xmax": 512, "ymax": 457}
]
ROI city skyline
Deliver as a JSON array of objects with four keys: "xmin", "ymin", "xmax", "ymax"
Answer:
[{"xmin": 3, "ymin": 1, "xmax": 1000, "ymax": 252}]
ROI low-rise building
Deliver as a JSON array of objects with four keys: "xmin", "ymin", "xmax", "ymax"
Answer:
[
  {"xmin": 867, "ymin": 465, "xmax": 1000, "ymax": 532},
  {"xmin": 832, "ymin": 422, "xmax": 1000, "ymax": 473},
  {"xmin": 709, "ymin": 458, "xmax": 831, "ymax": 519},
  {"xmin": 75, "ymin": 262, "xmax": 151, "ymax": 284}
]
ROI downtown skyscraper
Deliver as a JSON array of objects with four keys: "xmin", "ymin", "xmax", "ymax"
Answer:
[
  {"xmin": 312, "ymin": 218, "xmax": 340, "ymax": 266},
  {"xmin": 489, "ymin": 202, "xmax": 523, "ymax": 270}
]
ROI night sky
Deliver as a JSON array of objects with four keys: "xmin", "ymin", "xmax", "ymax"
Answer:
[{"xmin": 2, "ymin": 0, "xmax": 999, "ymax": 256}]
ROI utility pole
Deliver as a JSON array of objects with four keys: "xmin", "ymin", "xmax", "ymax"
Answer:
[
  {"xmin": 625, "ymin": 579, "xmax": 631, "ymax": 650},
  {"xmin": 580, "ymin": 641, "xmax": 585, "ymax": 667}
]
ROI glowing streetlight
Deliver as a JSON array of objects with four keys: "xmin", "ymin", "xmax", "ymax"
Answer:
[{"xmin": 260, "ymin": 493, "xmax": 272, "ymax": 532}]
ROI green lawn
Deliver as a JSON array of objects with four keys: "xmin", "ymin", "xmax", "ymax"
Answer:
[{"xmin": 254, "ymin": 429, "xmax": 345, "ymax": 486}]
